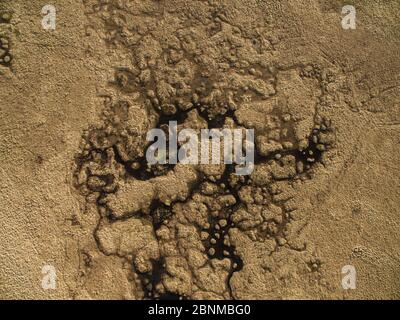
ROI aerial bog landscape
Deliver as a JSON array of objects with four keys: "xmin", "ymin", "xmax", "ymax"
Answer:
[{"xmin": 0, "ymin": 0, "xmax": 399, "ymax": 299}]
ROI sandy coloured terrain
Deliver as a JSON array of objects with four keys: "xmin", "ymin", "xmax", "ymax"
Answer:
[{"xmin": 0, "ymin": 0, "xmax": 399, "ymax": 299}]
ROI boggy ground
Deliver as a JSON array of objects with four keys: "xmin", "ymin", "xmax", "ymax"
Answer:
[{"xmin": 0, "ymin": 0, "xmax": 399, "ymax": 299}]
